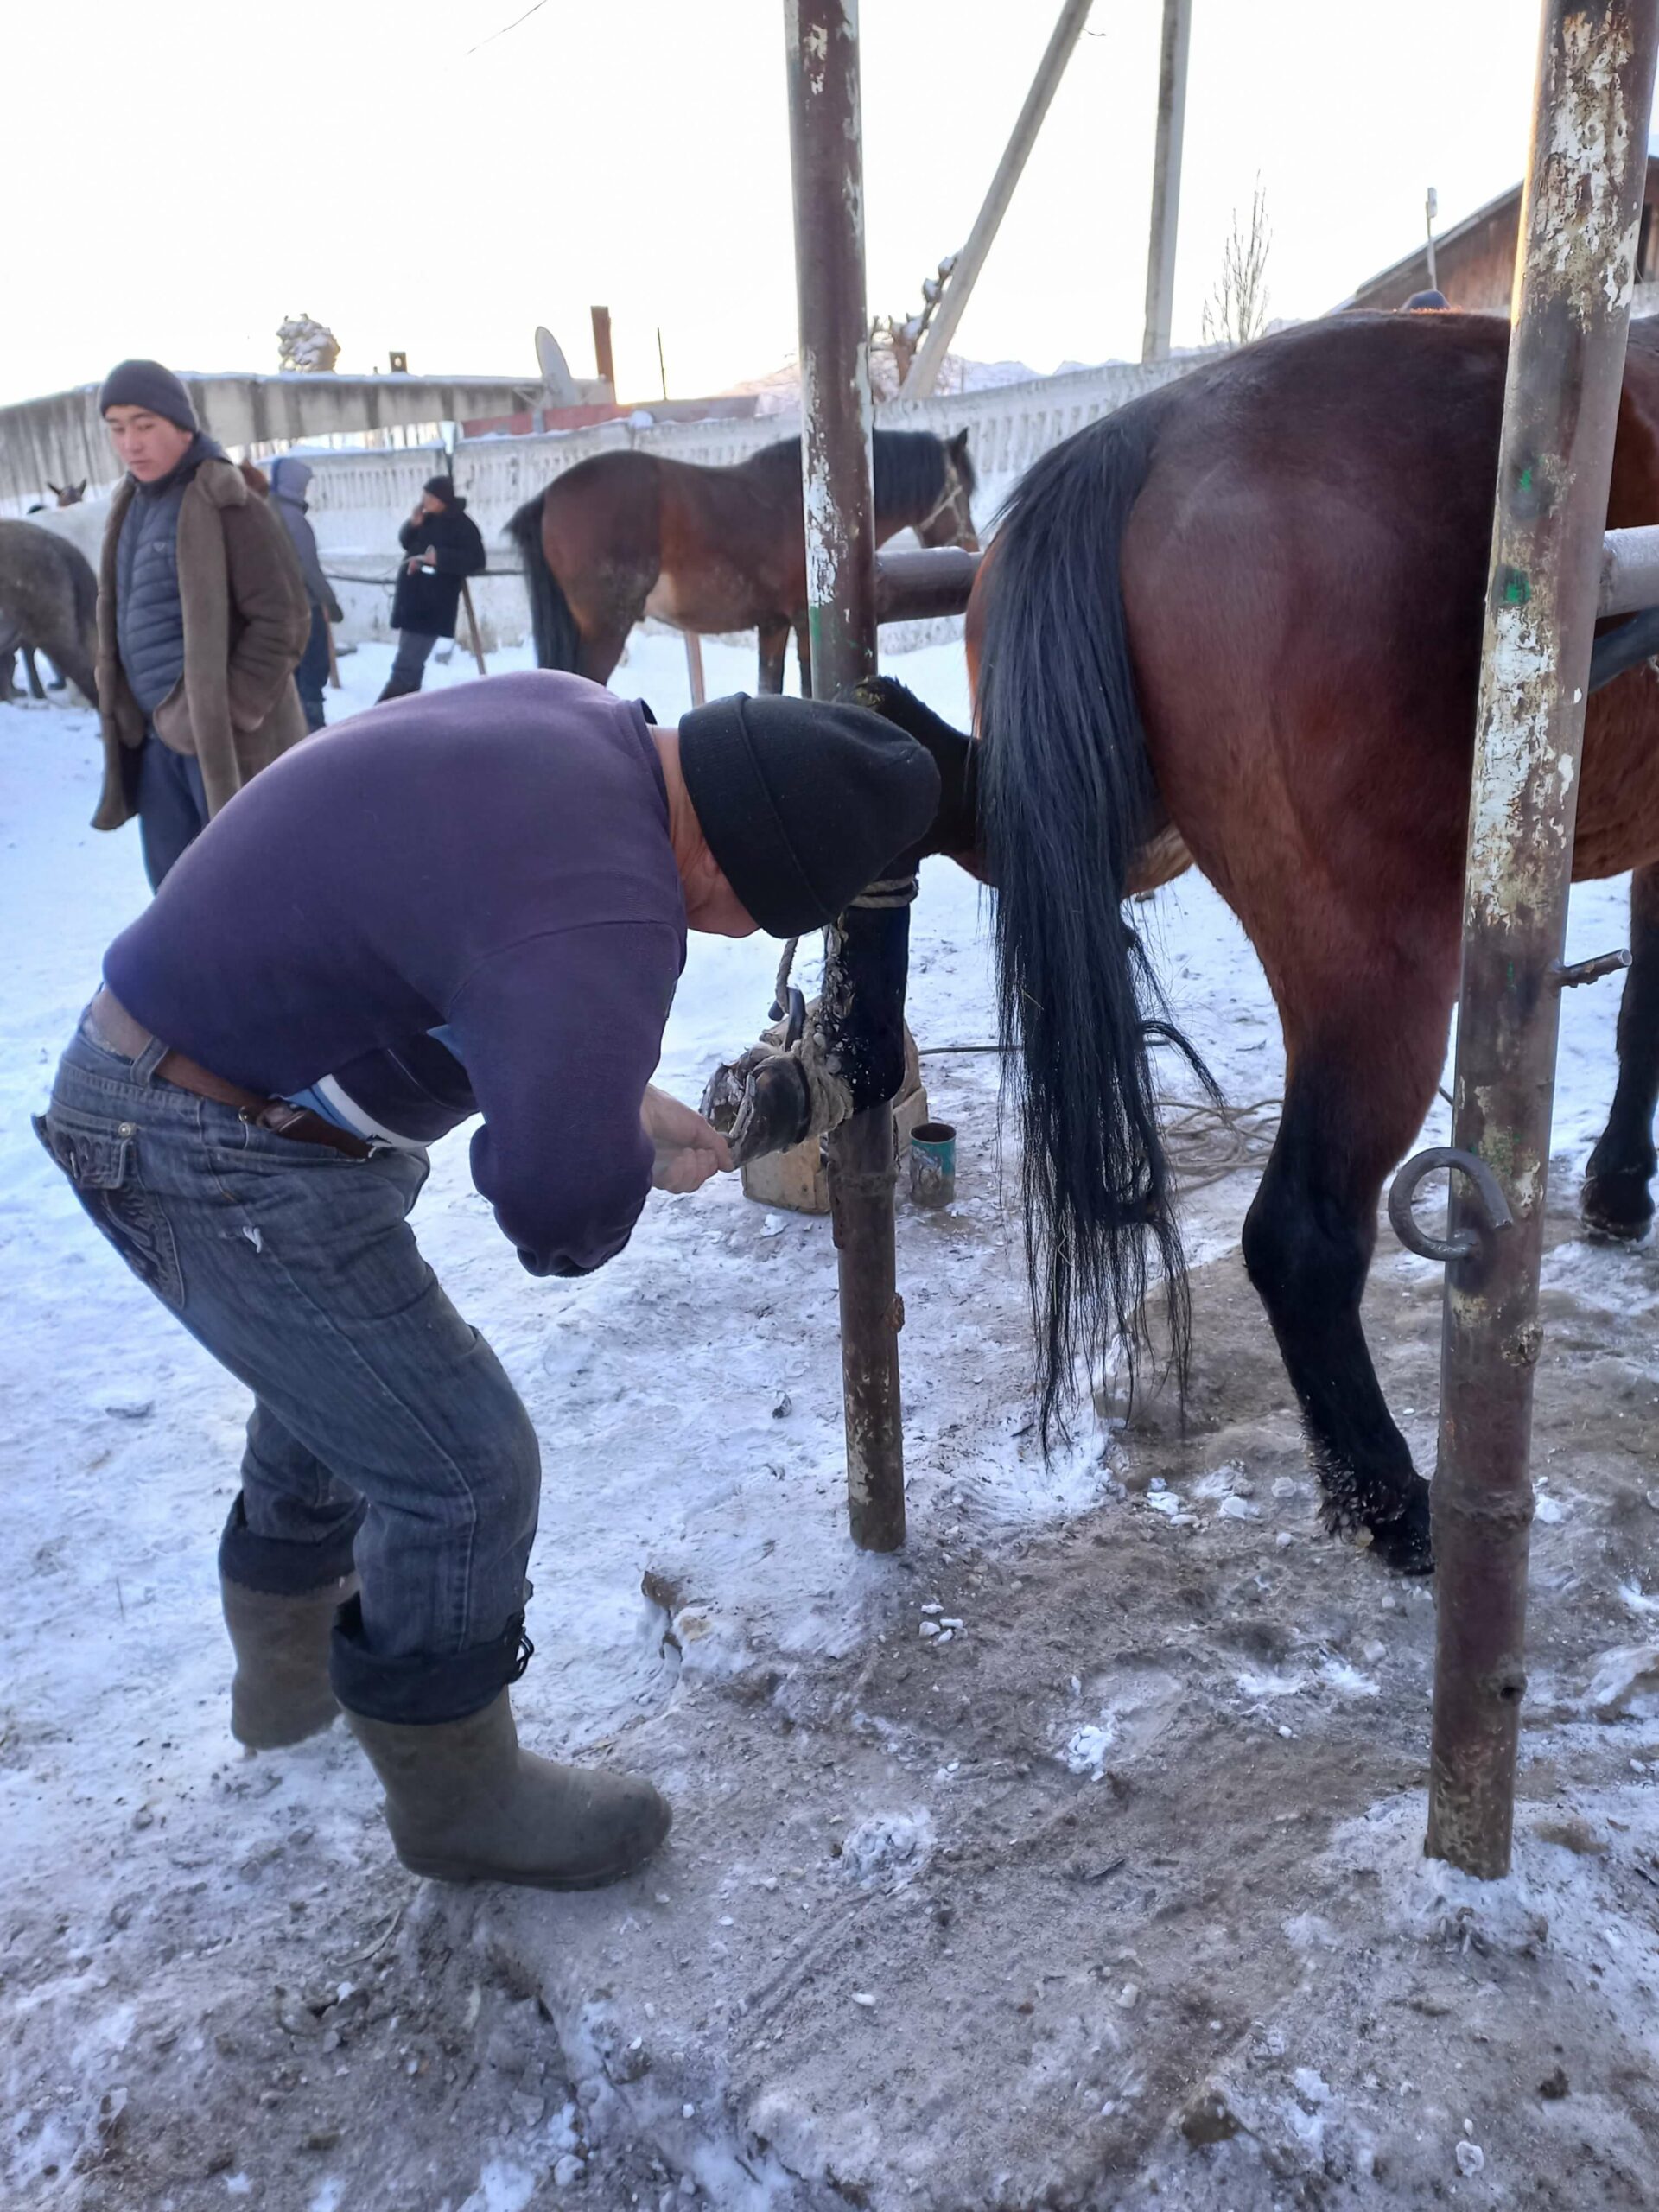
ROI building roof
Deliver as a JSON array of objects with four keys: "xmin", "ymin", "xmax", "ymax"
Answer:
[{"xmin": 1338, "ymin": 131, "xmax": 1659, "ymax": 313}]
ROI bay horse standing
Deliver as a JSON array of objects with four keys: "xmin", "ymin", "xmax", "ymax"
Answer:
[
  {"xmin": 865, "ymin": 310, "xmax": 1659, "ymax": 1577},
  {"xmin": 506, "ymin": 429, "xmax": 976, "ymax": 694}
]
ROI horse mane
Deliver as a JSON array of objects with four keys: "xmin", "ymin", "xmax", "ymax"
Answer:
[{"xmin": 743, "ymin": 427, "xmax": 969, "ymax": 515}]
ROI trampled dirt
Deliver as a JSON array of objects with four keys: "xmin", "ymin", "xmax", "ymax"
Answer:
[{"xmin": 8, "ymin": 642, "xmax": 1659, "ymax": 2211}]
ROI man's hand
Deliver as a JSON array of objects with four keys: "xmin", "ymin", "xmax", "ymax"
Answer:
[
  {"xmin": 642, "ymin": 1084, "xmax": 732, "ymax": 1193},
  {"xmin": 405, "ymin": 553, "xmax": 435, "ymax": 575}
]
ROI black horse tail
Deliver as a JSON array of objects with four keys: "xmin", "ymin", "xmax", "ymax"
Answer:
[
  {"xmin": 976, "ymin": 395, "xmax": 1211, "ymax": 1443},
  {"xmin": 506, "ymin": 493, "xmax": 579, "ymax": 670}
]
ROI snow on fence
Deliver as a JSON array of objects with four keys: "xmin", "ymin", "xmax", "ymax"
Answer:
[{"xmin": 304, "ymin": 351, "xmax": 1215, "ymax": 655}]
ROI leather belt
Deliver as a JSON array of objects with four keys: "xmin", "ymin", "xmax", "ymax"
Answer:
[{"xmin": 88, "ymin": 987, "xmax": 372, "ymax": 1161}]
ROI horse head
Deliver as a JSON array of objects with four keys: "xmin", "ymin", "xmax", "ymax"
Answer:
[
  {"xmin": 48, "ymin": 480, "xmax": 88, "ymax": 507},
  {"xmin": 916, "ymin": 429, "xmax": 978, "ymax": 552}
]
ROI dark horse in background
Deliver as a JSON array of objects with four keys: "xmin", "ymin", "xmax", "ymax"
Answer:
[
  {"xmin": 507, "ymin": 429, "xmax": 977, "ymax": 694},
  {"xmin": 0, "ymin": 519, "xmax": 99, "ymax": 708},
  {"xmin": 867, "ymin": 310, "xmax": 1659, "ymax": 1578}
]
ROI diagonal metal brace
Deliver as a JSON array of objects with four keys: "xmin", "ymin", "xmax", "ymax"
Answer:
[{"xmin": 1388, "ymin": 1145, "xmax": 1516, "ymax": 1265}]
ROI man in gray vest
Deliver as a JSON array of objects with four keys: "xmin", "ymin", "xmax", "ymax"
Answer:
[{"xmin": 92, "ymin": 359, "xmax": 310, "ymax": 887}]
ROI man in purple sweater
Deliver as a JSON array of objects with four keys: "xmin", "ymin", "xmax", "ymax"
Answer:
[{"xmin": 39, "ymin": 670, "xmax": 938, "ymax": 1891}]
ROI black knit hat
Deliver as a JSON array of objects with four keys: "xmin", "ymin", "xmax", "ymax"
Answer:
[
  {"xmin": 99, "ymin": 359, "xmax": 199, "ymax": 432},
  {"xmin": 677, "ymin": 693, "xmax": 941, "ymax": 937},
  {"xmin": 423, "ymin": 474, "xmax": 458, "ymax": 505}
]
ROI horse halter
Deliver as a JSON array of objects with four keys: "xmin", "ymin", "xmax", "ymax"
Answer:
[{"xmin": 915, "ymin": 459, "xmax": 976, "ymax": 548}]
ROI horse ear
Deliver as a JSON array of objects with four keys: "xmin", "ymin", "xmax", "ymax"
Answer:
[
  {"xmin": 48, "ymin": 481, "xmax": 61, "ymax": 497},
  {"xmin": 950, "ymin": 429, "xmax": 969, "ymax": 457},
  {"xmin": 74, "ymin": 480, "xmax": 87, "ymax": 499}
]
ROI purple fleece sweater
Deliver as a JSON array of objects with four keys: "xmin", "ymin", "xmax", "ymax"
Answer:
[{"xmin": 104, "ymin": 671, "xmax": 687, "ymax": 1277}]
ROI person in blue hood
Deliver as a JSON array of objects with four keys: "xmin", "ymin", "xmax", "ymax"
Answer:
[{"xmin": 269, "ymin": 457, "xmax": 346, "ymax": 733}]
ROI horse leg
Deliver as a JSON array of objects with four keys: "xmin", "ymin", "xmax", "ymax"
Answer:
[
  {"xmin": 1240, "ymin": 979, "xmax": 1453, "ymax": 1573},
  {"xmin": 23, "ymin": 646, "xmax": 47, "ymax": 702},
  {"xmin": 1582, "ymin": 861, "xmax": 1659, "ymax": 1237},
  {"xmin": 757, "ymin": 619, "xmax": 788, "ymax": 695},
  {"xmin": 573, "ymin": 603, "xmax": 641, "ymax": 690}
]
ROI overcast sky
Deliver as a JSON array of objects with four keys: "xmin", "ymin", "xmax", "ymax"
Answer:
[{"xmin": 7, "ymin": 1, "xmax": 1540, "ymax": 410}]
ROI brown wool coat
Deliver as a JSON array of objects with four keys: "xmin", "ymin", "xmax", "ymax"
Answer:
[{"xmin": 92, "ymin": 457, "xmax": 311, "ymax": 833}]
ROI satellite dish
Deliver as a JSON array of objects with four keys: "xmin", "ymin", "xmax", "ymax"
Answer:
[{"xmin": 534, "ymin": 326, "xmax": 578, "ymax": 404}]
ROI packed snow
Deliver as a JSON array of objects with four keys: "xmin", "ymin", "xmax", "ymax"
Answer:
[{"xmin": 6, "ymin": 626, "xmax": 1659, "ymax": 2210}]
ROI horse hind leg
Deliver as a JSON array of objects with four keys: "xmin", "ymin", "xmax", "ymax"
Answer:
[
  {"xmin": 757, "ymin": 618, "xmax": 788, "ymax": 695},
  {"xmin": 1582, "ymin": 860, "xmax": 1659, "ymax": 1238},
  {"xmin": 1240, "ymin": 974, "xmax": 1455, "ymax": 1573}
]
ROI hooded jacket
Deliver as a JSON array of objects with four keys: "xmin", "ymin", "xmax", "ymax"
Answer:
[
  {"xmin": 390, "ymin": 495, "xmax": 486, "ymax": 639},
  {"xmin": 269, "ymin": 458, "xmax": 344, "ymax": 624},
  {"xmin": 94, "ymin": 453, "xmax": 310, "ymax": 831}
]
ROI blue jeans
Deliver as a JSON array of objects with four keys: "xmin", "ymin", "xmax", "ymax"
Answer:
[
  {"xmin": 37, "ymin": 1022, "xmax": 541, "ymax": 1722},
  {"xmin": 137, "ymin": 735, "xmax": 210, "ymax": 890},
  {"xmin": 296, "ymin": 605, "xmax": 331, "ymax": 734}
]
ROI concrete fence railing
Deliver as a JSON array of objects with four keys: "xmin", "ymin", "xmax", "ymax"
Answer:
[{"xmin": 303, "ymin": 350, "xmax": 1217, "ymax": 656}]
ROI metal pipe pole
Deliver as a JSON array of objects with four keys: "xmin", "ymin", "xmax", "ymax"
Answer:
[
  {"xmin": 1427, "ymin": 0, "xmax": 1659, "ymax": 1879},
  {"xmin": 906, "ymin": 0, "xmax": 1093, "ymax": 400},
  {"xmin": 785, "ymin": 0, "xmax": 908, "ymax": 1551},
  {"xmin": 1141, "ymin": 0, "xmax": 1192, "ymax": 363}
]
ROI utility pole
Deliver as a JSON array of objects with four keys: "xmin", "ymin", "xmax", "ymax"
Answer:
[
  {"xmin": 1141, "ymin": 0, "xmax": 1192, "ymax": 362},
  {"xmin": 1426, "ymin": 186, "xmax": 1440, "ymax": 292},
  {"xmin": 905, "ymin": 0, "xmax": 1093, "ymax": 400}
]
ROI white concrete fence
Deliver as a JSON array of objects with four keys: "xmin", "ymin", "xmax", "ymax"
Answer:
[{"xmin": 303, "ymin": 351, "xmax": 1215, "ymax": 659}]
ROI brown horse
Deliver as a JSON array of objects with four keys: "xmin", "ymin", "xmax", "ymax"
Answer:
[
  {"xmin": 506, "ymin": 429, "xmax": 977, "ymax": 694},
  {"xmin": 863, "ymin": 309, "xmax": 1659, "ymax": 1577}
]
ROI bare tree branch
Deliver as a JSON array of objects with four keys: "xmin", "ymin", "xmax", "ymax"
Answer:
[{"xmin": 1202, "ymin": 181, "xmax": 1272, "ymax": 349}]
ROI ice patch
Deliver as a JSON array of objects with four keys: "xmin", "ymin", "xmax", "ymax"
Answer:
[
  {"xmin": 840, "ymin": 1809, "xmax": 935, "ymax": 1885},
  {"xmin": 1061, "ymin": 1722, "xmax": 1118, "ymax": 1777},
  {"xmin": 459, "ymin": 2162, "xmax": 539, "ymax": 2212},
  {"xmin": 1586, "ymin": 1643, "xmax": 1659, "ymax": 1720},
  {"xmin": 1237, "ymin": 1669, "xmax": 1305, "ymax": 1700}
]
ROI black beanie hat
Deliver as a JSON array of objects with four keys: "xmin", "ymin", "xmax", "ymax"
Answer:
[
  {"xmin": 99, "ymin": 359, "xmax": 199, "ymax": 433},
  {"xmin": 677, "ymin": 693, "xmax": 941, "ymax": 937},
  {"xmin": 423, "ymin": 474, "xmax": 458, "ymax": 505}
]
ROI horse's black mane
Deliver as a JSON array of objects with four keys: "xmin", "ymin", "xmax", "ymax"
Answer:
[{"xmin": 746, "ymin": 428, "xmax": 972, "ymax": 514}]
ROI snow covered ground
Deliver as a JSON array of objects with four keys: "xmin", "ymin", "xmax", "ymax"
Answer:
[{"xmin": 5, "ymin": 632, "xmax": 1659, "ymax": 2211}]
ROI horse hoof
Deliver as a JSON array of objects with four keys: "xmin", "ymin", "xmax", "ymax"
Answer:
[
  {"xmin": 1580, "ymin": 1173, "xmax": 1653, "ymax": 1243},
  {"xmin": 1365, "ymin": 1482, "xmax": 1433, "ymax": 1577}
]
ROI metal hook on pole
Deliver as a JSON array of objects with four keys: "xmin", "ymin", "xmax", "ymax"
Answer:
[{"xmin": 1388, "ymin": 1146, "xmax": 1515, "ymax": 1266}]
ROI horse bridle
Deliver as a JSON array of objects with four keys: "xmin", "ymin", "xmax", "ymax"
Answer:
[{"xmin": 915, "ymin": 460, "xmax": 975, "ymax": 543}]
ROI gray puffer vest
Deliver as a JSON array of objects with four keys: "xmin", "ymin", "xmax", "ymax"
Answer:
[{"xmin": 115, "ymin": 448, "xmax": 213, "ymax": 715}]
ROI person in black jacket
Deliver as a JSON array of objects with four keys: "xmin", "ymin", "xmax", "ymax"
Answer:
[{"xmin": 378, "ymin": 475, "xmax": 486, "ymax": 702}]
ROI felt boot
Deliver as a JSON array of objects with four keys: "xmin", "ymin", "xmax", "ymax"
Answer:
[
  {"xmin": 221, "ymin": 1573, "xmax": 356, "ymax": 1750},
  {"xmin": 346, "ymin": 1692, "xmax": 671, "ymax": 1889}
]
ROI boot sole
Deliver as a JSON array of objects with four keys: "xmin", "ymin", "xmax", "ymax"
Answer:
[
  {"xmin": 231, "ymin": 1707, "xmax": 342, "ymax": 1752},
  {"xmin": 393, "ymin": 1851, "xmax": 661, "ymax": 1891}
]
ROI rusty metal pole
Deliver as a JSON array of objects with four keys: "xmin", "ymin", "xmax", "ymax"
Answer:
[
  {"xmin": 1427, "ymin": 0, "xmax": 1659, "ymax": 1878},
  {"xmin": 784, "ymin": 0, "xmax": 908, "ymax": 1551}
]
